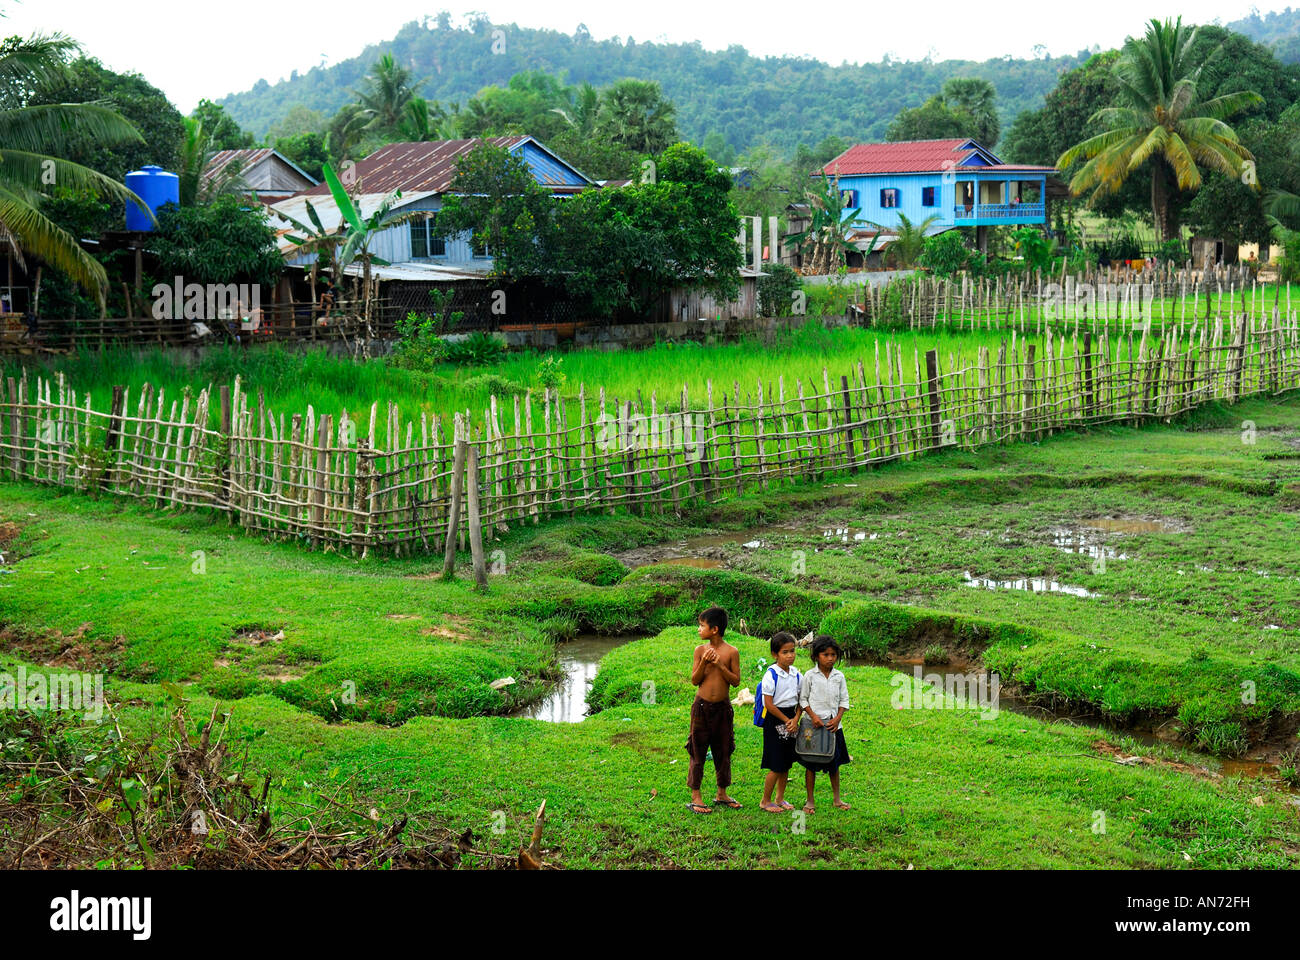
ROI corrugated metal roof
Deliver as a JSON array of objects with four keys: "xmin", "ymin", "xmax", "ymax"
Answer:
[
  {"xmin": 269, "ymin": 190, "xmax": 439, "ymax": 255},
  {"xmin": 817, "ymin": 139, "xmax": 1053, "ymax": 176},
  {"xmin": 203, "ymin": 148, "xmax": 317, "ymax": 188},
  {"xmin": 296, "ymin": 137, "xmax": 535, "ymax": 197}
]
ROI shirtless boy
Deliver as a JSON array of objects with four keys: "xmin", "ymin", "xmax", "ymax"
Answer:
[{"xmin": 686, "ymin": 606, "xmax": 742, "ymax": 813}]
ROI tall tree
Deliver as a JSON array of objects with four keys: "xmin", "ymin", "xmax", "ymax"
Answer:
[
  {"xmin": 1057, "ymin": 17, "xmax": 1263, "ymax": 240},
  {"xmin": 887, "ymin": 77, "xmax": 999, "ymax": 147},
  {"xmin": 940, "ymin": 77, "xmax": 1000, "ymax": 147},
  {"xmin": 356, "ymin": 53, "xmax": 420, "ymax": 137},
  {"xmin": 190, "ymin": 98, "xmax": 254, "ymax": 150},
  {"xmin": 0, "ymin": 34, "xmax": 147, "ymax": 304},
  {"xmin": 596, "ymin": 79, "xmax": 679, "ymax": 154}
]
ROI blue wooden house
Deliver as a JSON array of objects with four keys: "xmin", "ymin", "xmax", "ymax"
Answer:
[{"xmin": 815, "ymin": 139, "xmax": 1063, "ymax": 251}]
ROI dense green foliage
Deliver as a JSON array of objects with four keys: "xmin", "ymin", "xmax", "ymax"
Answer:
[
  {"xmin": 439, "ymin": 142, "xmax": 743, "ymax": 319},
  {"xmin": 150, "ymin": 195, "xmax": 284, "ymax": 288},
  {"xmin": 886, "ymin": 77, "xmax": 1000, "ymax": 147},
  {"xmin": 215, "ymin": 17, "xmax": 1087, "ymax": 156}
]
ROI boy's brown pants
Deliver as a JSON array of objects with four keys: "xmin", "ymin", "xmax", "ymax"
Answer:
[{"xmin": 686, "ymin": 695, "xmax": 735, "ymax": 790}]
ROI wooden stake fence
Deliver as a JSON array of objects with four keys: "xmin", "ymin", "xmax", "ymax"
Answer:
[{"xmin": 2, "ymin": 316, "xmax": 1298, "ymax": 566}]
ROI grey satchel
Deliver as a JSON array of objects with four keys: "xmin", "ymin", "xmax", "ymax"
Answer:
[{"xmin": 794, "ymin": 715, "xmax": 836, "ymax": 760}]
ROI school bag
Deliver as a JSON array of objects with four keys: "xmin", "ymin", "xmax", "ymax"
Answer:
[
  {"xmin": 752, "ymin": 666, "xmax": 799, "ymax": 726},
  {"xmin": 794, "ymin": 714, "xmax": 837, "ymax": 760}
]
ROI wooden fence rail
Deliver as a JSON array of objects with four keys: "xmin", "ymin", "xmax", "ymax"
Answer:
[{"xmin": 2, "ymin": 314, "xmax": 1298, "ymax": 565}]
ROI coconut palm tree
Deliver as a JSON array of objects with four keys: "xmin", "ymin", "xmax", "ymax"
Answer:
[
  {"xmin": 1056, "ymin": 17, "xmax": 1262, "ymax": 241},
  {"xmin": 356, "ymin": 53, "xmax": 419, "ymax": 137},
  {"xmin": 551, "ymin": 82, "xmax": 600, "ymax": 136},
  {"xmin": 0, "ymin": 33, "xmax": 148, "ymax": 305}
]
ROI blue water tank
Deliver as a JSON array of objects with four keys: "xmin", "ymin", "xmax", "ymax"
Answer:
[{"xmin": 125, "ymin": 165, "xmax": 180, "ymax": 231}]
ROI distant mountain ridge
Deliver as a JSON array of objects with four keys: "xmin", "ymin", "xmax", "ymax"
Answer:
[
  {"xmin": 217, "ymin": 18, "xmax": 1089, "ymax": 155},
  {"xmin": 1226, "ymin": 7, "xmax": 1300, "ymax": 62}
]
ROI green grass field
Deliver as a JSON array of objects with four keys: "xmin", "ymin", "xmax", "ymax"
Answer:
[{"xmin": 2, "ymin": 376, "xmax": 1298, "ymax": 867}]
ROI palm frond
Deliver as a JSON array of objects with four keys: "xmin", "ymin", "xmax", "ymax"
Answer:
[
  {"xmin": 0, "ymin": 184, "xmax": 106, "ymax": 303},
  {"xmin": 0, "ymin": 101, "xmax": 142, "ymax": 154}
]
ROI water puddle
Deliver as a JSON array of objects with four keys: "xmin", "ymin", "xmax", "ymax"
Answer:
[
  {"xmin": 510, "ymin": 634, "xmax": 644, "ymax": 723},
  {"xmin": 615, "ymin": 522, "xmax": 893, "ymax": 568},
  {"xmin": 819, "ymin": 527, "xmax": 883, "ymax": 543},
  {"xmin": 1081, "ymin": 516, "xmax": 1184, "ymax": 535},
  {"xmin": 962, "ymin": 571, "xmax": 1097, "ymax": 598},
  {"xmin": 1046, "ymin": 526, "xmax": 1130, "ymax": 562}
]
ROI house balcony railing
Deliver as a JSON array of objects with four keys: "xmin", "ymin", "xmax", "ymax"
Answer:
[{"xmin": 953, "ymin": 202, "xmax": 1045, "ymax": 220}]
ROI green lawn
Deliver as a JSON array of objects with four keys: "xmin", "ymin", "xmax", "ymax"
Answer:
[{"xmin": 2, "ymin": 391, "xmax": 1298, "ymax": 868}]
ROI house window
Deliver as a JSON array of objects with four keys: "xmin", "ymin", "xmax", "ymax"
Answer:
[
  {"xmin": 409, "ymin": 218, "xmax": 446, "ymax": 259},
  {"xmin": 922, "ymin": 186, "xmax": 936, "ymax": 207},
  {"xmin": 880, "ymin": 188, "xmax": 899, "ymax": 208},
  {"xmin": 840, "ymin": 188, "xmax": 858, "ymax": 208}
]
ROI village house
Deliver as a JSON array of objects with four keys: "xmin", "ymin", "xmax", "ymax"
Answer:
[
  {"xmin": 269, "ymin": 136, "xmax": 766, "ymax": 340},
  {"xmin": 202, "ymin": 148, "xmax": 318, "ymax": 205},
  {"xmin": 800, "ymin": 138, "xmax": 1067, "ymax": 257}
]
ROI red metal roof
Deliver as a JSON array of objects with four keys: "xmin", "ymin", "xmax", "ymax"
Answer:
[
  {"xmin": 296, "ymin": 137, "xmax": 530, "ymax": 197},
  {"xmin": 817, "ymin": 139, "xmax": 1055, "ymax": 176}
]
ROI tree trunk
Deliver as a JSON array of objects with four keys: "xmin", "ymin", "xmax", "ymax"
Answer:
[{"xmin": 1151, "ymin": 160, "xmax": 1179, "ymax": 242}]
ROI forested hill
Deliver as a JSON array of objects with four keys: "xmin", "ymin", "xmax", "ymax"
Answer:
[
  {"xmin": 217, "ymin": 17, "xmax": 1087, "ymax": 154},
  {"xmin": 1227, "ymin": 7, "xmax": 1300, "ymax": 62}
]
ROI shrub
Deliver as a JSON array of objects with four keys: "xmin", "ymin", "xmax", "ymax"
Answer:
[
  {"xmin": 555, "ymin": 552, "xmax": 629, "ymax": 586},
  {"xmin": 918, "ymin": 231, "xmax": 973, "ymax": 278},
  {"xmin": 756, "ymin": 263, "xmax": 802, "ymax": 316},
  {"xmin": 1154, "ymin": 238, "xmax": 1187, "ymax": 265},
  {"xmin": 445, "ymin": 331, "xmax": 506, "ymax": 366},
  {"xmin": 923, "ymin": 643, "xmax": 950, "ymax": 664},
  {"xmin": 535, "ymin": 354, "xmax": 566, "ymax": 390}
]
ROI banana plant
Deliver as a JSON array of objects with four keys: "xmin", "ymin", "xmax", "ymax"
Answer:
[
  {"xmin": 323, "ymin": 161, "xmax": 429, "ymax": 349},
  {"xmin": 788, "ymin": 173, "xmax": 864, "ymax": 274}
]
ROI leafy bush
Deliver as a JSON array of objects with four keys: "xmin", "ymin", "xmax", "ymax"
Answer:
[
  {"xmin": 389, "ymin": 310, "xmax": 447, "ymax": 370},
  {"xmin": 1010, "ymin": 227, "xmax": 1053, "ymax": 274},
  {"xmin": 444, "ymin": 331, "xmax": 506, "ymax": 366},
  {"xmin": 462, "ymin": 373, "xmax": 526, "ymax": 396},
  {"xmin": 1275, "ymin": 229, "xmax": 1300, "ymax": 282},
  {"xmin": 1154, "ymin": 238, "xmax": 1187, "ymax": 264},
  {"xmin": 554, "ymin": 552, "xmax": 629, "ymax": 586},
  {"xmin": 756, "ymin": 262, "xmax": 802, "ymax": 316},
  {"xmin": 535, "ymin": 354, "xmax": 566, "ymax": 390},
  {"xmin": 918, "ymin": 231, "xmax": 974, "ymax": 278}
]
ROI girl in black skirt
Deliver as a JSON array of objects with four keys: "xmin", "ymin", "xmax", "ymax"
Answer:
[
  {"xmin": 759, "ymin": 632, "xmax": 802, "ymax": 812},
  {"xmin": 797, "ymin": 635, "xmax": 851, "ymax": 812}
]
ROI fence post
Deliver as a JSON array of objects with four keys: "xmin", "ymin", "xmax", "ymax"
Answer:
[
  {"xmin": 219, "ymin": 385, "xmax": 232, "ymax": 509},
  {"xmin": 103, "ymin": 384, "xmax": 125, "ymax": 491},
  {"xmin": 1022, "ymin": 344, "xmax": 1037, "ymax": 439},
  {"xmin": 310, "ymin": 413, "xmax": 331, "ymax": 550},
  {"xmin": 924, "ymin": 349, "xmax": 942, "ymax": 448},
  {"xmin": 467, "ymin": 443, "xmax": 488, "ymax": 591},
  {"xmin": 441, "ymin": 414, "xmax": 466, "ymax": 580},
  {"xmin": 1081, "ymin": 334, "xmax": 1093, "ymax": 419},
  {"xmin": 6, "ymin": 377, "xmax": 19, "ymax": 480},
  {"xmin": 840, "ymin": 374, "xmax": 856, "ymax": 464}
]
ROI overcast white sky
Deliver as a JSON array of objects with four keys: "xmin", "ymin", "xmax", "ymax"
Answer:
[{"xmin": 6, "ymin": 0, "xmax": 1287, "ymax": 112}]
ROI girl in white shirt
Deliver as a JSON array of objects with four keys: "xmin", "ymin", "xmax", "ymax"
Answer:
[
  {"xmin": 759, "ymin": 632, "xmax": 802, "ymax": 813},
  {"xmin": 797, "ymin": 635, "xmax": 851, "ymax": 812}
]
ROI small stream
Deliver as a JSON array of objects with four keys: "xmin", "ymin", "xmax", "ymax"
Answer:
[{"xmin": 510, "ymin": 634, "xmax": 644, "ymax": 723}]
